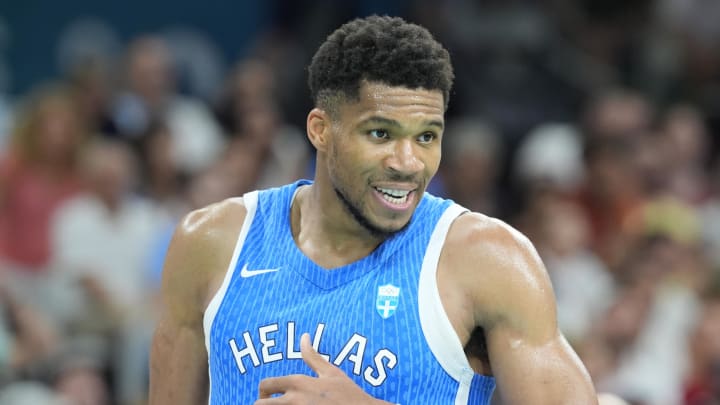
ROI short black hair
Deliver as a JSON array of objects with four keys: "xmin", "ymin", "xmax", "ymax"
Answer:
[{"xmin": 308, "ymin": 15, "xmax": 454, "ymax": 114}]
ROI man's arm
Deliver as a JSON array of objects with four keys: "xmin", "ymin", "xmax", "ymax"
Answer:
[
  {"xmin": 149, "ymin": 199, "xmax": 246, "ymax": 405},
  {"xmin": 448, "ymin": 214, "xmax": 598, "ymax": 404}
]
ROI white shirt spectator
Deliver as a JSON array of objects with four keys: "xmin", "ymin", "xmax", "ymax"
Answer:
[{"xmin": 51, "ymin": 193, "xmax": 170, "ymax": 312}]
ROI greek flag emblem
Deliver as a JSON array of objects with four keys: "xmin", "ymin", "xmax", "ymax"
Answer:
[{"xmin": 376, "ymin": 284, "xmax": 400, "ymax": 319}]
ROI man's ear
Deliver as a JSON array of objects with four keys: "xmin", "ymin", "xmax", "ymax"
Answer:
[{"xmin": 307, "ymin": 108, "xmax": 332, "ymax": 153}]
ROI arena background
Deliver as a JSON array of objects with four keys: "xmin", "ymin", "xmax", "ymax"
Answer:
[{"xmin": 0, "ymin": 1, "xmax": 719, "ymax": 404}]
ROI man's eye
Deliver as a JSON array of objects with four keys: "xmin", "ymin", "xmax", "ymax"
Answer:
[
  {"xmin": 418, "ymin": 132, "xmax": 436, "ymax": 143},
  {"xmin": 368, "ymin": 129, "xmax": 389, "ymax": 139}
]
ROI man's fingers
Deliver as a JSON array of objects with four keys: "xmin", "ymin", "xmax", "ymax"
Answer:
[
  {"xmin": 259, "ymin": 334, "xmax": 344, "ymax": 400},
  {"xmin": 258, "ymin": 374, "xmax": 315, "ymax": 399},
  {"xmin": 300, "ymin": 332, "xmax": 339, "ymax": 377},
  {"xmin": 258, "ymin": 376, "xmax": 287, "ymax": 399}
]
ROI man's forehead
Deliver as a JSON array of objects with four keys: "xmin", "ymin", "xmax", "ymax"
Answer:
[
  {"xmin": 358, "ymin": 81, "xmax": 444, "ymax": 104},
  {"xmin": 337, "ymin": 81, "xmax": 445, "ymax": 121}
]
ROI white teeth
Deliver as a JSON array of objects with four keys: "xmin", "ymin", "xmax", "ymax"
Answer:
[
  {"xmin": 376, "ymin": 187, "xmax": 410, "ymax": 198},
  {"xmin": 375, "ymin": 187, "xmax": 411, "ymax": 205},
  {"xmin": 381, "ymin": 193, "xmax": 408, "ymax": 205}
]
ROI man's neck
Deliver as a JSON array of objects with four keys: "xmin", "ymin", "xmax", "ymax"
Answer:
[{"xmin": 290, "ymin": 184, "xmax": 383, "ymax": 269}]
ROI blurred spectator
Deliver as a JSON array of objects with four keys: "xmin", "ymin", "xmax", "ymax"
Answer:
[
  {"xmin": 65, "ymin": 57, "xmax": 119, "ymax": 138},
  {"xmin": 111, "ymin": 35, "xmax": 224, "ymax": 174},
  {"xmin": 133, "ymin": 121, "xmax": 189, "ymax": 219},
  {"xmin": 51, "ymin": 139, "xmax": 168, "ymax": 314},
  {"xmin": 591, "ymin": 218, "xmax": 705, "ymax": 404},
  {"xmin": 656, "ymin": 0, "xmax": 720, "ymax": 110},
  {"xmin": 56, "ymin": 17, "xmax": 122, "ymax": 138},
  {"xmin": 684, "ymin": 279, "xmax": 720, "ymax": 405},
  {"xmin": 700, "ymin": 203, "xmax": 720, "ymax": 269},
  {"xmin": 659, "ymin": 104, "xmax": 712, "ymax": 204},
  {"xmin": 161, "ymin": 27, "xmax": 226, "ymax": 103},
  {"xmin": 625, "ymin": 197, "xmax": 703, "ymax": 252},
  {"xmin": 437, "ymin": 117, "xmax": 504, "ymax": 216},
  {"xmin": 215, "ymin": 58, "xmax": 309, "ymax": 193},
  {"xmin": 513, "ymin": 123, "xmax": 585, "ymax": 193},
  {"xmin": 245, "ymin": 10, "xmax": 334, "ymax": 128},
  {"xmin": 50, "ymin": 140, "xmax": 171, "ymax": 405},
  {"xmin": 51, "ymin": 336, "xmax": 110, "ymax": 405},
  {"xmin": 700, "ymin": 181, "xmax": 720, "ymax": 268},
  {"xmin": 55, "ymin": 18, "xmax": 122, "ymax": 80},
  {"xmin": 0, "ymin": 83, "xmax": 88, "ymax": 271},
  {"xmin": 518, "ymin": 189, "xmax": 614, "ymax": 343},
  {"xmin": 0, "ymin": 381, "xmax": 68, "ymax": 405},
  {"xmin": 55, "ymin": 365, "xmax": 109, "ymax": 405},
  {"xmin": 582, "ymin": 88, "xmax": 654, "ymax": 140},
  {"xmin": 0, "ymin": 284, "xmax": 60, "ymax": 383},
  {"xmin": 574, "ymin": 135, "xmax": 647, "ymax": 268},
  {"xmin": 633, "ymin": 130, "xmax": 670, "ymax": 198}
]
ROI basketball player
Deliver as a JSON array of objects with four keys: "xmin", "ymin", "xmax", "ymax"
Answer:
[{"xmin": 149, "ymin": 15, "xmax": 599, "ymax": 404}]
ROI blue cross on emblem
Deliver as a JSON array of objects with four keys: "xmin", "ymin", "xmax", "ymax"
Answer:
[{"xmin": 376, "ymin": 284, "xmax": 400, "ymax": 319}]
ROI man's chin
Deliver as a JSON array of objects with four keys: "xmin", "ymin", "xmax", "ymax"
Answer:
[
  {"xmin": 334, "ymin": 185, "xmax": 412, "ymax": 238},
  {"xmin": 367, "ymin": 217, "xmax": 412, "ymax": 239}
]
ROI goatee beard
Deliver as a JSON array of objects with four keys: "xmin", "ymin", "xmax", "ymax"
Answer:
[{"xmin": 333, "ymin": 186, "xmax": 410, "ymax": 239}]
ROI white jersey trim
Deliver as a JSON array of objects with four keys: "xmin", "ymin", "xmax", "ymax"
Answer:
[
  {"xmin": 417, "ymin": 203, "xmax": 475, "ymax": 405},
  {"xmin": 202, "ymin": 191, "xmax": 259, "ymax": 404}
]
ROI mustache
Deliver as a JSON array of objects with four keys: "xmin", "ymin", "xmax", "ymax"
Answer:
[{"xmin": 372, "ymin": 172, "xmax": 424, "ymax": 184}]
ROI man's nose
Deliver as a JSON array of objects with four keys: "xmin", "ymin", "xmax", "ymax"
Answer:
[{"xmin": 386, "ymin": 138, "xmax": 424, "ymax": 175}]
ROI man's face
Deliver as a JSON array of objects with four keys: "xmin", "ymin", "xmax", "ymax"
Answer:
[{"xmin": 324, "ymin": 81, "xmax": 445, "ymax": 237}]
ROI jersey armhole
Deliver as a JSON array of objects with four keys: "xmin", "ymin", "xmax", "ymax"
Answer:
[
  {"xmin": 418, "ymin": 203, "xmax": 477, "ymax": 405},
  {"xmin": 202, "ymin": 191, "xmax": 259, "ymax": 351}
]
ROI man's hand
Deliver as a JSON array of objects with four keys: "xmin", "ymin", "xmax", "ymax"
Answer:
[{"xmin": 256, "ymin": 333, "xmax": 392, "ymax": 404}]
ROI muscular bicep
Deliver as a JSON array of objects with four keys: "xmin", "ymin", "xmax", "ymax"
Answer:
[
  {"xmin": 487, "ymin": 231, "xmax": 596, "ymax": 404},
  {"xmin": 453, "ymin": 215, "xmax": 597, "ymax": 404},
  {"xmin": 486, "ymin": 321, "xmax": 596, "ymax": 404}
]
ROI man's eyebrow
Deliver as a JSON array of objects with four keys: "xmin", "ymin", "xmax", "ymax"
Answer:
[
  {"xmin": 360, "ymin": 116, "xmax": 444, "ymax": 130},
  {"xmin": 360, "ymin": 116, "xmax": 402, "ymax": 128},
  {"xmin": 425, "ymin": 120, "xmax": 444, "ymax": 130}
]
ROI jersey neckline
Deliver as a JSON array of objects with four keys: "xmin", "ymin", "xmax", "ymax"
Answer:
[{"xmin": 277, "ymin": 179, "xmax": 428, "ymax": 290}]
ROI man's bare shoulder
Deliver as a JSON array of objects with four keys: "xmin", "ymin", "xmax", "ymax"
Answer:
[
  {"xmin": 161, "ymin": 198, "xmax": 249, "ymax": 321},
  {"xmin": 445, "ymin": 212, "xmax": 540, "ymax": 267},
  {"xmin": 178, "ymin": 197, "xmax": 247, "ymax": 240},
  {"xmin": 443, "ymin": 212, "xmax": 555, "ymax": 330},
  {"xmin": 170, "ymin": 197, "xmax": 248, "ymax": 281}
]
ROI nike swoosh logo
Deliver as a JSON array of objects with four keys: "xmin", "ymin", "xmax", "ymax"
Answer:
[{"xmin": 240, "ymin": 263, "xmax": 281, "ymax": 278}]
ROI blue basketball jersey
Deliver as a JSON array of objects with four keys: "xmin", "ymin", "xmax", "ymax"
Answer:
[{"xmin": 203, "ymin": 180, "xmax": 496, "ymax": 404}]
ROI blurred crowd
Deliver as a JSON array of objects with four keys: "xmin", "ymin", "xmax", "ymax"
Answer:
[{"xmin": 0, "ymin": 1, "xmax": 719, "ymax": 404}]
